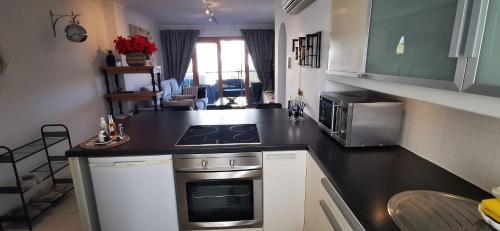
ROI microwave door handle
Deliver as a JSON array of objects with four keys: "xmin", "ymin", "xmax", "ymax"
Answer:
[{"xmin": 331, "ymin": 104, "xmax": 341, "ymax": 134}]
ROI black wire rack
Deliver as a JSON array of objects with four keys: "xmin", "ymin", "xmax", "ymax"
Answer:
[{"xmin": 0, "ymin": 124, "xmax": 74, "ymax": 231}]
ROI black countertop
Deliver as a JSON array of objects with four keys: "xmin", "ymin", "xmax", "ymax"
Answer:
[{"xmin": 66, "ymin": 109, "xmax": 491, "ymax": 230}]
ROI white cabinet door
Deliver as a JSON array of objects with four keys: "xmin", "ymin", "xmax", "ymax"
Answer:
[
  {"xmin": 263, "ymin": 151, "xmax": 307, "ymax": 231},
  {"xmin": 89, "ymin": 155, "xmax": 179, "ymax": 231},
  {"xmin": 304, "ymin": 152, "xmax": 325, "ymax": 231},
  {"xmin": 304, "ymin": 153, "xmax": 357, "ymax": 231},
  {"xmin": 327, "ymin": 0, "xmax": 370, "ymax": 75}
]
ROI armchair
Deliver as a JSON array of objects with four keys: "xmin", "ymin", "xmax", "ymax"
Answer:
[{"xmin": 141, "ymin": 78, "xmax": 208, "ymax": 110}]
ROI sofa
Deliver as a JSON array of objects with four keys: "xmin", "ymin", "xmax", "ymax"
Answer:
[{"xmin": 141, "ymin": 78, "xmax": 208, "ymax": 110}]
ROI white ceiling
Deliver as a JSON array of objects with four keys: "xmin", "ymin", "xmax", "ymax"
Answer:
[{"xmin": 122, "ymin": 0, "xmax": 277, "ymax": 25}]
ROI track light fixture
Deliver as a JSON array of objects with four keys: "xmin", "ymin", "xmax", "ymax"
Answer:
[{"xmin": 201, "ymin": 0, "xmax": 217, "ymax": 24}]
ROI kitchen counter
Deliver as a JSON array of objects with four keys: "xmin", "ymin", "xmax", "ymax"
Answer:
[{"xmin": 66, "ymin": 109, "xmax": 491, "ymax": 230}]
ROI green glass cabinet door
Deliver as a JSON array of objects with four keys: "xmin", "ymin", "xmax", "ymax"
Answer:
[
  {"xmin": 364, "ymin": 0, "xmax": 464, "ymax": 90},
  {"xmin": 463, "ymin": 0, "xmax": 500, "ymax": 97}
]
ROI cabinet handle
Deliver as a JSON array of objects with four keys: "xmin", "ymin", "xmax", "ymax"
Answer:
[
  {"xmin": 321, "ymin": 178, "xmax": 362, "ymax": 230},
  {"xmin": 449, "ymin": 0, "xmax": 469, "ymax": 57},
  {"xmin": 266, "ymin": 154, "xmax": 296, "ymax": 160},
  {"xmin": 464, "ymin": 0, "xmax": 489, "ymax": 58},
  {"xmin": 357, "ymin": 73, "xmax": 367, "ymax": 78},
  {"xmin": 320, "ymin": 199, "xmax": 343, "ymax": 231}
]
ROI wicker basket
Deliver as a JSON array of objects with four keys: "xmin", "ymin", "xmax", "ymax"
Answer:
[{"xmin": 126, "ymin": 52, "xmax": 146, "ymax": 66}]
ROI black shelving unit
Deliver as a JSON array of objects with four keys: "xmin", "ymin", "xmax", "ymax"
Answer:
[{"xmin": 0, "ymin": 124, "xmax": 74, "ymax": 231}]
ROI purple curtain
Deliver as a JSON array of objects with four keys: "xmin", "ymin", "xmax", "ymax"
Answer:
[
  {"xmin": 241, "ymin": 29, "xmax": 275, "ymax": 91},
  {"xmin": 160, "ymin": 30, "xmax": 200, "ymax": 84}
]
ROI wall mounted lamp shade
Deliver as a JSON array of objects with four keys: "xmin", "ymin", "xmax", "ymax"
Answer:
[{"xmin": 50, "ymin": 10, "xmax": 88, "ymax": 43}]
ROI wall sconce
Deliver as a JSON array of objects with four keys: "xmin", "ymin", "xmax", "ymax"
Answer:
[{"xmin": 50, "ymin": 10, "xmax": 88, "ymax": 43}]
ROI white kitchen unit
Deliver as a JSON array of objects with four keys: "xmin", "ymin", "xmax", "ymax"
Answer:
[
  {"xmin": 89, "ymin": 155, "xmax": 179, "ymax": 231},
  {"xmin": 304, "ymin": 153, "xmax": 364, "ymax": 231},
  {"xmin": 327, "ymin": 0, "xmax": 370, "ymax": 76},
  {"xmin": 263, "ymin": 151, "xmax": 307, "ymax": 231}
]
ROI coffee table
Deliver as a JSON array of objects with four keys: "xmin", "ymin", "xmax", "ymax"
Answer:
[{"xmin": 211, "ymin": 96, "xmax": 248, "ymax": 109}]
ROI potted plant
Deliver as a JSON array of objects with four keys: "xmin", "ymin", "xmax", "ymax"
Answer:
[{"xmin": 113, "ymin": 35, "xmax": 157, "ymax": 66}]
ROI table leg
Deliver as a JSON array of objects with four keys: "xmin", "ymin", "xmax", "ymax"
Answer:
[
  {"xmin": 108, "ymin": 99, "xmax": 114, "ymax": 115},
  {"xmin": 153, "ymin": 97, "xmax": 158, "ymax": 111},
  {"xmin": 118, "ymin": 101, "xmax": 123, "ymax": 114},
  {"xmin": 114, "ymin": 74, "xmax": 120, "ymax": 92}
]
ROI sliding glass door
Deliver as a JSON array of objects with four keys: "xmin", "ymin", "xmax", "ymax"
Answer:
[
  {"xmin": 183, "ymin": 38, "xmax": 262, "ymax": 105},
  {"xmin": 221, "ymin": 40, "xmax": 247, "ymax": 99}
]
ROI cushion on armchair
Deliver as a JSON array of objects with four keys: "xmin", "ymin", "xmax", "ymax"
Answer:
[
  {"xmin": 168, "ymin": 78, "xmax": 182, "ymax": 95},
  {"xmin": 171, "ymin": 95, "xmax": 195, "ymax": 101}
]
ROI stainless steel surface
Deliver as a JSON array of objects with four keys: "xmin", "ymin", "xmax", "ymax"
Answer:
[
  {"xmin": 320, "ymin": 199, "xmax": 343, "ymax": 231},
  {"xmin": 449, "ymin": 0, "xmax": 470, "ymax": 58},
  {"xmin": 465, "ymin": 0, "xmax": 489, "ymax": 58},
  {"xmin": 321, "ymin": 178, "xmax": 365, "ymax": 231},
  {"xmin": 388, "ymin": 190, "xmax": 493, "ymax": 231},
  {"xmin": 174, "ymin": 152, "xmax": 263, "ymax": 230},
  {"xmin": 462, "ymin": 0, "xmax": 500, "ymax": 98},
  {"xmin": 174, "ymin": 152, "xmax": 262, "ymax": 172},
  {"xmin": 318, "ymin": 91, "xmax": 403, "ymax": 147}
]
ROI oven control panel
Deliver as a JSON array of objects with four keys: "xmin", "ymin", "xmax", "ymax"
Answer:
[{"xmin": 174, "ymin": 152, "xmax": 263, "ymax": 172}]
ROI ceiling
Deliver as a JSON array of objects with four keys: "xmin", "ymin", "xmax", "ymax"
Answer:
[{"xmin": 122, "ymin": 0, "xmax": 276, "ymax": 25}]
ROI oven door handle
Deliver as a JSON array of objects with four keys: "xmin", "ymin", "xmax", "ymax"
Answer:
[{"xmin": 176, "ymin": 169, "xmax": 263, "ymax": 181}]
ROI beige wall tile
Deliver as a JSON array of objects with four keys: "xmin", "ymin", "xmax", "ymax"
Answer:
[{"xmin": 401, "ymin": 99, "xmax": 500, "ymax": 192}]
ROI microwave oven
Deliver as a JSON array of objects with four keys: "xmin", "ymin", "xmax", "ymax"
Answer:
[{"xmin": 318, "ymin": 91, "xmax": 403, "ymax": 147}]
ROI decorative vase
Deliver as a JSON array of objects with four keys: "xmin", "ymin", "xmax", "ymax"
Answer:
[
  {"xmin": 125, "ymin": 52, "xmax": 146, "ymax": 66},
  {"xmin": 106, "ymin": 50, "xmax": 116, "ymax": 67}
]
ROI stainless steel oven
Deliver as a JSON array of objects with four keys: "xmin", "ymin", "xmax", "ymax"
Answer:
[
  {"xmin": 319, "ymin": 91, "xmax": 404, "ymax": 147},
  {"xmin": 174, "ymin": 152, "xmax": 263, "ymax": 230}
]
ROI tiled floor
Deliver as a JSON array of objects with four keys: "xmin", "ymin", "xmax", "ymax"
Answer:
[{"xmin": 4, "ymin": 192, "xmax": 82, "ymax": 231}]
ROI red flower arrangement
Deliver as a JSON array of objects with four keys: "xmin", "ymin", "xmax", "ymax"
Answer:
[{"xmin": 113, "ymin": 35, "xmax": 157, "ymax": 55}]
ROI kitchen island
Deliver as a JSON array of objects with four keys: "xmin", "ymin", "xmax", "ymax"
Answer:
[{"xmin": 66, "ymin": 109, "xmax": 491, "ymax": 231}]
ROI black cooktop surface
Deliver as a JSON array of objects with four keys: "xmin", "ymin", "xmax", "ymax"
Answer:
[{"xmin": 176, "ymin": 124, "xmax": 261, "ymax": 146}]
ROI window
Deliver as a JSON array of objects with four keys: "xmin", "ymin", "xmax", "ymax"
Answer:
[
  {"xmin": 184, "ymin": 37, "xmax": 262, "ymax": 105},
  {"xmin": 182, "ymin": 60, "xmax": 194, "ymax": 87},
  {"xmin": 221, "ymin": 40, "xmax": 246, "ymax": 98}
]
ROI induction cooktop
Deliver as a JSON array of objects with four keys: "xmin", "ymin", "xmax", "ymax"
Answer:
[{"xmin": 176, "ymin": 124, "xmax": 261, "ymax": 146}]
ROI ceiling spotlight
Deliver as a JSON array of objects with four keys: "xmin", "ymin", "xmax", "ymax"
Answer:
[{"xmin": 202, "ymin": 0, "xmax": 217, "ymax": 24}]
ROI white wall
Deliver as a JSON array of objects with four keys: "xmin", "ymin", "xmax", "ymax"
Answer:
[
  {"xmin": 274, "ymin": 0, "xmax": 333, "ymax": 119},
  {"xmin": 275, "ymin": 0, "xmax": 500, "ymax": 191},
  {"xmin": 0, "ymin": 0, "xmax": 158, "ymax": 214}
]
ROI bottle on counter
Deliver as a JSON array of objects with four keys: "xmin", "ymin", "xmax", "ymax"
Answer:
[
  {"xmin": 117, "ymin": 123, "xmax": 124, "ymax": 139},
  {"xmin": 99, "ymin": 117, "xmax": 108, "ymax": 133},
  {"xmin": 107, "ymin": 115, "xmax": 117, "ymax": 139},
  {"xmin": 98, "ymin": 130, "xmax": 106, "ymax": 143}
]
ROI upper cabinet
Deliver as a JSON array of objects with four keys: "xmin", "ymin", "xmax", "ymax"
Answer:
[
  {"xmin": 365, "ymin": 0, "xmax": 463, "ymax": 90},
  {"xmin": 463, "ymin": 0, "xmax": 500, "ymax": 97},
  {"xmin": 328, "ymin": 0, "xmax": 500, "ymax": 98},
  {"xmin": 327, "ymin": 0, "xmax": 370, "ymax": 75}
]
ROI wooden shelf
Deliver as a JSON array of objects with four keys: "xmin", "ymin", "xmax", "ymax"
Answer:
[
  {"xmin": 105, "ymin": 91, "xmax": 163, "ymax": 101},
  {"xmin": 102, "ymin": 66, "xmax": 154, "ymax": 75}
]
